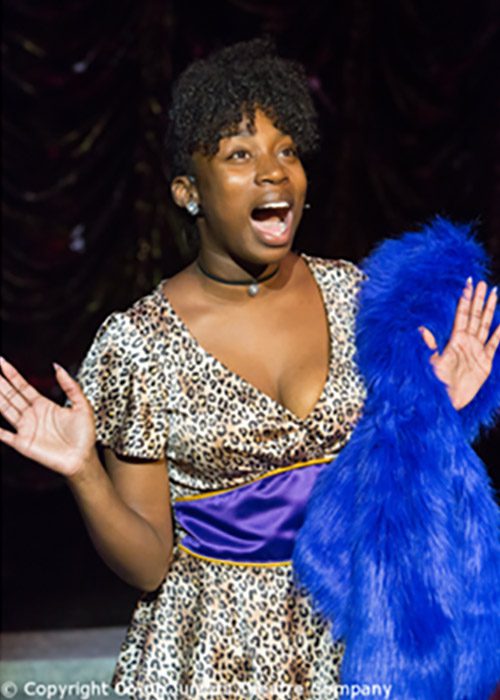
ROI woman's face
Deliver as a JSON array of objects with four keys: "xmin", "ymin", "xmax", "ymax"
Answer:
[{"xmin": 186, "ymin": 109, "xmax": 307, "ymax": 268}]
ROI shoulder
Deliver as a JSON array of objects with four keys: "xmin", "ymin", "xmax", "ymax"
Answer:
[
  {"xmin": 85, "ymin": 282, "xmax": 168, "ymax": 363},
  {"xmin": 76, "ymin": 283, "xmax": 171, "ymax": 402},
  {"xmin": 122, "ymin": 282, "xmax": 167, "ymax": 338},
  {"xmin": 300, "ymin": 253, "xmax": 366, "ymax": 291}
]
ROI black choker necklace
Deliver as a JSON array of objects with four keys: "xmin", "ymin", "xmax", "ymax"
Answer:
[{"xmin": 196, "ymin": 260, "xmax": 279, "ymax": 297}]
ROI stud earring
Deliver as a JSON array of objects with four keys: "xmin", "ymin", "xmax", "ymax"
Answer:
[{"xmin": 186, "ymin": 200, "xmax": 200, "ymax": 216}]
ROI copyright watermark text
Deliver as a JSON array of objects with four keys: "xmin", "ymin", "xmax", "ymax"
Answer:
[
  {"xmin": 0, "ymin": 679, "xmax": 393, "ymax": 699},
  {"xmin": 1, "ymin": 681, "xmax": 111, "ymax": 700}
]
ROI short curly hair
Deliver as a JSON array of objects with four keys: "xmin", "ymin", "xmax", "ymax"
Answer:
[{"xmin": 166, "ymin": 37, "xmax": 319, "ymax": 180}]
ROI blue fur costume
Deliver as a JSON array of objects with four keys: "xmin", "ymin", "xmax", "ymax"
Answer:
[{"xmin": 292, "ymin": 217, "xmax": 500, "ymax": 699}]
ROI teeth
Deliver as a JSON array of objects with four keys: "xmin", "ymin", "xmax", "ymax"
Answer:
[{"xmin": 259, "ymin": 201, "xmax": 290, "ymax": 209}]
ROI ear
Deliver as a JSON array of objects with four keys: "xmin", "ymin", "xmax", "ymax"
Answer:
[{"xmin": 171, "ymin": 175, "xmax": 199, "ymax": 210}]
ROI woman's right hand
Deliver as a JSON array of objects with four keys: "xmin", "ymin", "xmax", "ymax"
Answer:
[{"xmin": 0, "ymin": 357, "xmax": 96, "ymax": 477}]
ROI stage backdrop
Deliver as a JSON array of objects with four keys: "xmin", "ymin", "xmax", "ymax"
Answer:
[{"xmin": 2, "ymin": 0, "xmax": 499, "ymax": 629}]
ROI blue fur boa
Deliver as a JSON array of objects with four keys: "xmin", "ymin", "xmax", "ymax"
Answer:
[{"xmin": 292, "ymin": 216, "xmax": 500, "ymax": 699}]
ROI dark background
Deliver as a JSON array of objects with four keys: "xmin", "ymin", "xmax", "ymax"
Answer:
[{"xmin": 2, "ymin": 0, "xmax": 499, "ymax": 631}]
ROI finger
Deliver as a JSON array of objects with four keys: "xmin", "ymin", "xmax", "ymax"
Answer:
[
  {"xmin": 484, "ymin": 322, "xmax": 500, "ymax": 363},
  {"xmin": 467, "ymin": 280, "xmax": 488, "ymax": 336},
  {"xmin": 0, "ymin": 425, "xmax": 34, "ymax": 457},
  {"xmin": 477, "ymin": 286, "xmax": 498, "ymax": 344},
  {"xmin": 0, "ymin": 391, "xmax": 22, "ymax": 428},
  {"xmin": 0, "ymin": 357, "xmax": 40, "ymax": 404},
  {"xmin": 0, "ymin": 426, "xmax": 17, "ymax": 447},
  {"xmin": 419, "ymin": 326, "xmax": 438, "ymax": 351},
  {"xmin": 0, "ymin": 374, "xmax": 31, "ymax": 414},
  {"xmin": 53, "ymin": 363, "xmax": 87, "ymax": 407},
  {"xmin": 451, "ymin": 277, "xmax": 473, "ymax": 336}
]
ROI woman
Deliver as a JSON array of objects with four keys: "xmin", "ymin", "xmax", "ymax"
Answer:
[{"xmin": 0, "ymin": 39, "xmax": 498, "ymax": 699}]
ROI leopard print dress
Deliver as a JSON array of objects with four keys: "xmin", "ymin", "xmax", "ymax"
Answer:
[{"xmin": 76, "ymin": 254, "xmax": 366, "ymax": 700}]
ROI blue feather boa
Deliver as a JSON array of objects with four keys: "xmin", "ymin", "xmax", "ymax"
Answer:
[{"xmin": 292, "ymin": 216, "xmax": 500, "ymax": 699}]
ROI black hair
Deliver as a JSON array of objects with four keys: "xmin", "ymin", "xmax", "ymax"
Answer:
[{"xmin": 166, "ymin": 37, "xmax": 319, "ymax": 180}]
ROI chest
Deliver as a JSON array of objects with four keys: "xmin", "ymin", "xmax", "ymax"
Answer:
[{"xmin": 175, "ymin": 285, "xmax": 331, "ymax": 421}]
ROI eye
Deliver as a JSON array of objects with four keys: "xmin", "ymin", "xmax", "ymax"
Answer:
[
  {"xmin": 227, "ymin": 149, "xmax": 250, "ymax": 161},
  {"xmin": 280, "ymin": 145, "xmax": 299, "ymax": 158}
]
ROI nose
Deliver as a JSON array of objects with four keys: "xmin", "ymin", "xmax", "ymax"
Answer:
[{"xmin": 255, "ymin": 153, "xmax": 288, "ymax": 185}]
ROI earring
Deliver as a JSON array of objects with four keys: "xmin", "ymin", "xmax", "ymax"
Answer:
[{"xmin": 186, "ymin": 200, "xmax": 200, "ymax": 216}]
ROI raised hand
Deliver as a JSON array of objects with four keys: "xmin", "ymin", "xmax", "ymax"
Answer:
[
  {"xmin": 0, "ymin": 358, "xmax": 96, "ymax": 476},
  {"xmin": 419, "ymin": 278, "xmax": 500, "ymax": 410}
]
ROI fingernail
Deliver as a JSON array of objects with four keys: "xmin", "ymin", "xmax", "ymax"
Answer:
[
  {"xmin": 492, "ymin": 286, "xmax": 498, "ymax": 296},
  {"xmin": 52, "ymin": 362, "xmax": 62, "ymax": 371},
  {"xmin": 466, "ymin": 276, "xmax": 473, "ymax": 286}
]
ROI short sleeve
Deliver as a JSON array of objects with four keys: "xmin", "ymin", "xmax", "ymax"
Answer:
[
  {"xmin": 342, "ymin": 258, "xmax": 368, "ymax": 287},
  {"xmin": 74, "ymin": 312, "xmax": 168, "ymax": 460}
]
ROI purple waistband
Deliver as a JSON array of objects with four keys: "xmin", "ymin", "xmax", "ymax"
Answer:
[{"xmin": 173, "ymin": 458, "xmax": 333, "ymax": 565}]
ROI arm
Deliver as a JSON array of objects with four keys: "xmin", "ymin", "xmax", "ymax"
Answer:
[
  {"xmin": 0, "ymin": 357, "xmax": 173, "ymax": 592},
  {"xmin": 66, "ymin": 448, "xmax": 173, "ymax": 592},
  {"xmin": 357, "ymin": 216, "xmax": 500, "ymax": 441},
  {"xmin": 294, "ymin": 218, "xmax": 500, "ymax": 699}
]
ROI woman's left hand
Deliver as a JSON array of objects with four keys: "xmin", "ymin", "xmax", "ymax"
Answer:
[{"xmin": 419, "ymin": 278, "xmax": 500, "ymax": 410}]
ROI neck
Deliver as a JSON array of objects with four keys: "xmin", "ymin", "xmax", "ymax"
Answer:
[
  {"xmin": 193, "ymin": 251, "xmax": 294, "ymax": 299},
  {"xmin": 196, "ymin": 258, "xmax": 280, "ymax": 297},
  {"xmin": 198, "ymin": 253, "xmax": 277, "ymax": 281}
]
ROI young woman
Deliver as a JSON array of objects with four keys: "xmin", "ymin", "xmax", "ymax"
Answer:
[{"xmin": 1, "ymin": 39, "xmax": 499, "ymax": 699}]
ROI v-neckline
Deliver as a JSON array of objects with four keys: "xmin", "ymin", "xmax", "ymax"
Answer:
[{"xmin": 155, "ymin": 253, "xmax": 334, "ymax": 423}]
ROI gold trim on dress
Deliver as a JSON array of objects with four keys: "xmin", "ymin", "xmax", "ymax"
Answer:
[
  {"xmin": 178, "ymin": 544, "xmax": 291, "ymax": 567},
  {"xmin": 174, "ymin": 455, "xmax": 335, "ymax": 502}
]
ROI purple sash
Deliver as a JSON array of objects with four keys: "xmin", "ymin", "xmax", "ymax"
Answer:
[{"xmin": 173, "ymin": 458, "xmax": 333, "ymax": 566}]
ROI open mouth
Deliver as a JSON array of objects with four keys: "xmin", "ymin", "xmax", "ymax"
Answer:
[{"xmin": 250, "ymin": 201, "xmax": 292, "ymax": 235}]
